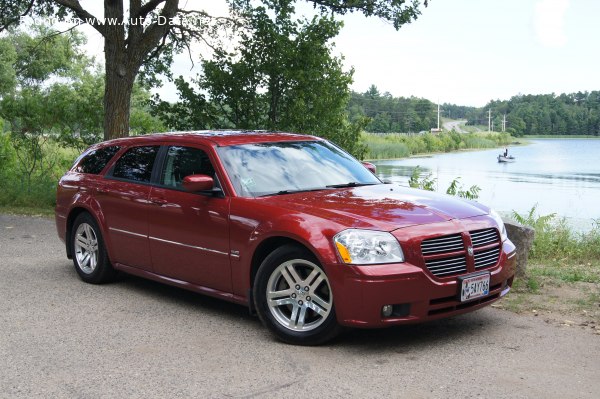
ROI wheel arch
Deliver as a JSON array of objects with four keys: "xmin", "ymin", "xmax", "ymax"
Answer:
[{"xmin": 249, "ymin": 236, "xmax": 318, "ymax": 289}]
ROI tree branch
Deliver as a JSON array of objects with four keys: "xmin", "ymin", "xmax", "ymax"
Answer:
[
  {"xmin": 135, "ymin": 0, "xmax": 167, "ymax": 19},
  {"xmin": 0, "ymin": 0, "xmax": 34, "ymax": 32},
  {"xmin": 51, "ymin": 0, "xmax": 108, "ymax": 37},
  {"xmin": 135, "ymin": 0, "xmax": 179, "ymax": 64}
]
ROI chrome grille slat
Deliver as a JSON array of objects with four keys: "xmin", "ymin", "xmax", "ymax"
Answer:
[
  {"xmin": 421, "ymin": 236, "xmax": 463, "ymax": 245},
  {"xmin": 470, "ymin": 228, "xmax": 500, "ymax": 247},
  {"xmin": 427, "ymin": 258, "xmax": 467, "ymax": 268},
  {"xmin": 422, "ymin": 245, "xmax": 464, "ymax": 254},
  {"xmin": 475, "ymin": 254, "xmax": 498, "ymax": 263},
  {"xmin": 474, "ymin": 246, "xmax": 500, "ymax": 269},
  {"xmin": 424, "ymin": 256, "xmax": 467, "ymax": 277},
  {"xmin": 421, "ymin": 234, "xmax": 464, "ymax": 256}
]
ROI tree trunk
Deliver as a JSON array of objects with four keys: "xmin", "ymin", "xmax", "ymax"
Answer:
[
  {"xmin": 102, "ymin": 0, "xmax": 133, "ymax": 141},
  {"xmin": 103, "ymin": 64, "xmax": 135, "ymax": 141}
]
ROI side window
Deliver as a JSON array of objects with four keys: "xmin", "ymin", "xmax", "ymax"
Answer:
[
  {"xmin": 161, "ymin": 146, "xmax": 216, "ymax": 189},
  {"xmin": 112, "ymin": 146, "xmax": 159, "ymax": 183},
  {"xmin": 75, "ymin": 146, "xmax": 120, "ymax": 174}
]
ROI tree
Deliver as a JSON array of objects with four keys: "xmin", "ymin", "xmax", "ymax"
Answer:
[
  {"xmin": 0, "ymin": 26, "xmax": 92, "ymax": 188},
  {"xmin": 1, "ymin": 0, "xmax": 428, "ymax": 141},
  {"xmin": 154, "ymin": 4, "xmax": 367, "ymax": 156},
  {"xmin": 0, "ymin": 26, "xmax": 165, "ymax": 193}
]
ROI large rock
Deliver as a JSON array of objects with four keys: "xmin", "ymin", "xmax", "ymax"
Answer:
[{"xmin": 504, "ymin": 220, "xmax": 535, "ymax": 277}]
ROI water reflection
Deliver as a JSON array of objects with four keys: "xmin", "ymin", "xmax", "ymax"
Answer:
[{"xmin": 372, "ymin": 139, "xmax": 600, "ymax": 230}]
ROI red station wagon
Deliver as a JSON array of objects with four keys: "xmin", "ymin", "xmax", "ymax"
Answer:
[{"xmin": 55, "ymin": 131, "xmax": 516, "ymax": 345}]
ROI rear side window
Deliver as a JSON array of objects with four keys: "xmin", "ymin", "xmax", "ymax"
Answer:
[
  {"xmin": 112, "ymin": 146, "xmax": 159, "ymax": 183},
  {"xmin": 75, "ymin": 146, "xmax": 120, "ymax": 174}
]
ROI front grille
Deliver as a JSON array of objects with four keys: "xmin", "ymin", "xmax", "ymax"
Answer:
[
  {"xmin": 425, "ymin": 255, "xmax": 468, "ymax": 277},
  {"xmin": 421, "ymin": 234, "xmax": 464, "ymax": 255},
  {"xmin": 474, "ymin": 245, "xmax": 500, "ymax": 269},
  {"xmin": 470, "ymin": 228, "xmax": 499, "ymax": 247},
  {"xmin": 420, "ymin": 228, "xmax": 501, "ymax": 278}
]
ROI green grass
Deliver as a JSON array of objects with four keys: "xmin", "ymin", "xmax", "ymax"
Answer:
[
  {"xmin": 528, "ymin": 261, "xmax": 600, "ymax": 284},
  {"xmin": 362, "ymin": 131, "xmax": 515, "ymax": 160},
  {"xmin": 512, "ymin": 206, "xmax": 600, "ymax": 271}
]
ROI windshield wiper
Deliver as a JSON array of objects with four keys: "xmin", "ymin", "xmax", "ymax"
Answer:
[
  {"xmin": 258, "ymin": 187, "xmax": 329, "ymax": 197},
  {"xmin": 326, "ymin": 182, "xmax": 378, "ymax": 189}
]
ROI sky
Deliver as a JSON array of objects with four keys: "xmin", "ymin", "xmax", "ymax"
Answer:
[{"xmin": 69, "ymin": 0, "xmax": 600, "ymax": 107}]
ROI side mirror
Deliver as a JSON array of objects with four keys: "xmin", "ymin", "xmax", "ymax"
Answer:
[
  {"xmin": 182, "ymin": 174, "xmax": 214, "ymax": 192},
  {"xmin": 361, "ymin": 161, "xmax": 376, "ymax": 174}
]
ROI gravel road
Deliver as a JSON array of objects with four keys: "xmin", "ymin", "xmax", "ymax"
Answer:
[{"xmin": 1, "ymin": 214, "xmax": 598, "ymax": 398}]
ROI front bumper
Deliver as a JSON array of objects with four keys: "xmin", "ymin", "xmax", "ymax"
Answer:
[{"xmin": 328, "ymin": 240, "xmax": 517, "ymax": 328}]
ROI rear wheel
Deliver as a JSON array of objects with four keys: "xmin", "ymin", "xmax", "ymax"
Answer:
[
  {"xmin": 71, "ymin": 213, "xmax": 116, "ymax": 284},
  {"xmin": 253, "ymin": 245, "xmax": 340, "ymax": 345}
]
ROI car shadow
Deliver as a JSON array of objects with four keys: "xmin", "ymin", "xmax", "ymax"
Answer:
[
  {"xmin": 333, "ymin": 311, "xmax": 501, "ymax": 352},
  {"xmin": 114, "ymin": 272, "xmax": 257, "ymax": 323},
  {"xmin": 106, "ymin": 270, "xmax": 502, "ymax": 351}
]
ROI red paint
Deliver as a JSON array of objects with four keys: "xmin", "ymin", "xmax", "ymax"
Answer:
[{"xmin": 56, "ymin": 131, "xmax": 516, "ymax": 328}]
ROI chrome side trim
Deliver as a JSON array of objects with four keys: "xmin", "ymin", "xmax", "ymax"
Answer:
[
  {"xmin": 108, "ymin": 227, "xmax": 148, "ymax": 238},
  {"xmin": 149, "ymin": 236, "xmax": 228, "ymax": 256}
]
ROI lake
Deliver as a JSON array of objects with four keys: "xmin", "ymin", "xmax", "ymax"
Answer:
[{"xmin": 372, "ymin": 139, "xmax": 600, "ymax": 230}]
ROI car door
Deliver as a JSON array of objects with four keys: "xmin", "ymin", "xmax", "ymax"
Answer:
[
  {"xmin": 148, "ymin": 145, "xmax": 232, "ymax": 293},
  {"xmin": 98, "ymin": 145, "xmax": 160, "ymax": 271}
]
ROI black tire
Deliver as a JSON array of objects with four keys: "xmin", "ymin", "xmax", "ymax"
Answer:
[
  {"xmin": 70, "ymin": 213, "xmax": 116, "ymax": 284},
  {"xmin": 253, "ymin": 244, "xmax": 341, "ymax": 345}
]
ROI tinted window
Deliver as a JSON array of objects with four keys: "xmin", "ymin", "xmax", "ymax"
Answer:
[
  {"xmin": 161, "ymin": 146, "xmax": 215, "ymax": 189},
  {"xmin": 112, "ymin": 146, "xmax": 159, "ymax": 182},
  {"xmin": 75, "ymin": 146, "xmax": 120, "ymax": 174},
  {"xmin": 217, "ymin": 140, "xmax": 380, "ymax": 197}
]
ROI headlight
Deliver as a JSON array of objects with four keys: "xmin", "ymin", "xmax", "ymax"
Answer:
[
  {"xmin": 333, "ymin": 229, "xmax": 404, "ymax": 265},
  {"xmin": 490, "ymin": 209, "xmax": 508, "ymax": 241}
]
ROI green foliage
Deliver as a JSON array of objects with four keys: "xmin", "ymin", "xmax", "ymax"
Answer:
[
  {"xmin": 512, "ymin": 205, "xmax": 600, "ymax": 267},
  {"xmin": 154, "ymin": 4, "xmax": 366, "ymax": 157},
  {"xmin": 0, "ymin": 132, "xmax": 77, "ymax": 209},
  {"xmin": 0, "ymin": 26, "xmax": 164, "ymax": 211},
  {"xmin": 408, "ymin": 166, "xmax": 480, "ymax": 200},
  {"xmin": 364, "ymin": 131, "xmax": 514, "ymax": 159},
  {"xmin": 446, "ymin": 177, "xmax": 481, "ymax": 200},
  {"xmin": 408, "ymin": 166, "xmax": 436, "ymax": 191},
  {"xmin": 348, "ymin": 88, "xmax": 438, "ymax": 133},
  {"xmin": 467, "ymin": 92, "xmax": 600, "ymax": 136}
]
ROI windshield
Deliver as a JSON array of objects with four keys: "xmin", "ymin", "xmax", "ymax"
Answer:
[{"xmin": 217, "ymin": 140, "xmax": 381, "ymax": 197}]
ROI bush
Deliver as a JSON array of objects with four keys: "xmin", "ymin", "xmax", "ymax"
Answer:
[
  {"xmin": 512, "ymin": 205, "xmax": 600, "ymax": 263},
  {"xmin": 363, "ymin": 131, "xmax": 514, "ymax": 160}
]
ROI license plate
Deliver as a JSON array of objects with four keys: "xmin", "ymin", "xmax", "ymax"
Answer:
[{"xmin": 459, "ymin": 273, "xmax": 490, "ymax": 302}]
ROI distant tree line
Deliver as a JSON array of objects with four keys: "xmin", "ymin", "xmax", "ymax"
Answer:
[
  {"xmin": 347, "ymin": 85, "xmax": 438, "ymax": 133},
  {"xmin": 466, "ymin": 92, "xmax": 600, "ymax": 136}
]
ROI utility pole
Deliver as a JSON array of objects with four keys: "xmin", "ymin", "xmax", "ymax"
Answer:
[
  {"xmin": 488, "ymin": 109, "xmax": 492, "ymax": 132},
  {"xmin": 437, "ymin": 102, "xmax": 441, "ymax": 130},
  {"xmin": 502, "ymin": 114, "xmax": 507, "ymax": 132}
]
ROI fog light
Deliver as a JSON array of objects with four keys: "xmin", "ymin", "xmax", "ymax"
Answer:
[{"xmin": 382, "ymin": 305, "xmax": 393, "ymax": 317}]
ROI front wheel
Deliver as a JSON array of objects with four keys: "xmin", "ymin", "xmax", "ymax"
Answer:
[
  {"xmin": 253, "ymin": 245, "xmax": 340, "ymax": 345},
  {"xmin": 71, "ymin": 213, "xmax": 116, "ymax": 284}
]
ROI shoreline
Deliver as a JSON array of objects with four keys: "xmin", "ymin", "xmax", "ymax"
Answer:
[{"xmin": 365, "ymin": 140, "xmax": 528, "ymax": 162}]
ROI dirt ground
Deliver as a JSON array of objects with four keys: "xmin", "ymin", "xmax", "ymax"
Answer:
[{"xmin": 2, "ymin": 214, "xmax": 599, "ymax": 398}]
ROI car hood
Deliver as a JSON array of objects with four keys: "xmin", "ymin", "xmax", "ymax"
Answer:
[{"xmin": 263, "ymin": 184, "xmax": 490, "ymax": 231}]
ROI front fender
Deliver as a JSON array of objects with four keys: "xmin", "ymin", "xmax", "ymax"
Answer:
[{"xmin": 228, "ymin": 199, "xmax": 345, "ymax": 298}]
